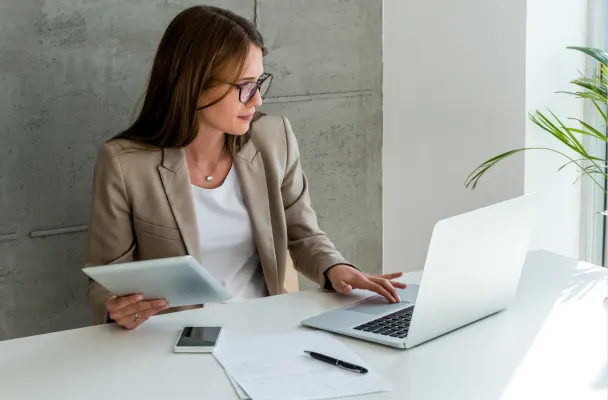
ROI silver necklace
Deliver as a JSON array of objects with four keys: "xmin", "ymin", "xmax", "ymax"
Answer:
[{"xmin": 187, "ymin": 146, "xmax": 224, "ymax": 182}]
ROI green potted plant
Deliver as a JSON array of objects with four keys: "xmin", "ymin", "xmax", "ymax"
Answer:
[
  {"xmin": 465, "ymin": 46, "xmax": 608, "ymax": 197},
  {"xmin": 466, "ymin": 46, "xmax": 608, "ymax": 308}
]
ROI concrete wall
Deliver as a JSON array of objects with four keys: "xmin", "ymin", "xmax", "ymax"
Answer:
[
  {"xmin": 383, "ymin": 0, "xmax": 527, "ymax": 273},
  {"xmin": 0, "ymin": 0, "xmax": 383, "ymax": 340}
]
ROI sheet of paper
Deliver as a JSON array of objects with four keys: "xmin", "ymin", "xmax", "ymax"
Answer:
[
  {"xmin": 213, "ymin": 330, "xmax": 392, "ymax": 400},
  {"xmin": 226, "ymin": 371, "xmax": 251, "ymax": 400}
]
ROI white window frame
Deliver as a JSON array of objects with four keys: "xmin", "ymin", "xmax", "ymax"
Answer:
[{"xmin": 580, "ymin": 0, "xmax": 608, "ymax": 266}]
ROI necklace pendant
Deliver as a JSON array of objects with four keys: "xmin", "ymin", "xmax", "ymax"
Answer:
[{"xmin": 206, "ymin": 176, "xmax": 213, "ymax": 182}]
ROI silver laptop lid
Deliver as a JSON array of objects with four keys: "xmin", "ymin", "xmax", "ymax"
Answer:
[{"xmin": 406, "ymin": 193, "xmax": 538, "ymax": 348}]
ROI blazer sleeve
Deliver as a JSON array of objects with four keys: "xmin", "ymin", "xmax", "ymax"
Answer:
[
  {"xmin": 280, "ymin": 117, "xmax": 357, "ymax": 288},
  {"xmin": 85, "ymin": 142, "xmax": 136, "ymax": 325}
]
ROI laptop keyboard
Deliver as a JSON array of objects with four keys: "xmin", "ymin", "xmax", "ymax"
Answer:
[{"xmin": 353, "ymin": 306, "xmax": 414, "ymax": 339}]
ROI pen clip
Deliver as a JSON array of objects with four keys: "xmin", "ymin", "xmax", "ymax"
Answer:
[
  {"xmin": 336, "ymin": 360, "xmax": 367, "ymax": 374},
  {"xmin": 335, "ymin": 361, "xmax": 361, "ymax": 373}
]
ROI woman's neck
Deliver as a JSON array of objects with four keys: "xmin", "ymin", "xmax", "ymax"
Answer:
[{"xmin": 186, "ymin": 127, "xmax": 226, "ymax": 163}]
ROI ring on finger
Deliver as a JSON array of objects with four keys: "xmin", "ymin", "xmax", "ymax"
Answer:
[{"xmin": 134, "ymin": 312, "xmax": 140, "ymax": 322}]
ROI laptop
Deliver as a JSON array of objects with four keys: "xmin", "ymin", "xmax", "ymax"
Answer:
[{"xmin": 301, "ymin": 193, "xmax": 538, "ymax": 349}]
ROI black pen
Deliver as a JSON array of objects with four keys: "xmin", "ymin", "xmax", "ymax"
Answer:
[{"xmin": 304, "ymin": 351, "xmax": 368, "ymax": 374}]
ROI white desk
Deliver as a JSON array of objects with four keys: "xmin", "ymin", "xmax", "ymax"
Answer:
[{"xmin": 1, "ymin": 250, "xmax": 606, "ymax": 400}]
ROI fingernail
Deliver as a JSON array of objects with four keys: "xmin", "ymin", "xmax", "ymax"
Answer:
[{"xmin": 136, "ymin": 295, "xmax": 143, "ymax": 301}]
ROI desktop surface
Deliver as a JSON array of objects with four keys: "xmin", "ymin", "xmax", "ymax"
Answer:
[{"xmin": 0, "ymin": 250, "xmax": 606, "ymax": 400}]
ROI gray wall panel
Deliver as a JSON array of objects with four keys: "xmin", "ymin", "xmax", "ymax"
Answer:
[{"xmin": 0, "ymin": 0, "xmax": 383, "ymax": 339}]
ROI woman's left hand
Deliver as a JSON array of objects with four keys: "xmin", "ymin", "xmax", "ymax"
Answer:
[{"xmin": 325, "ymin": 264, "xmax": 407, "ymax": 303}]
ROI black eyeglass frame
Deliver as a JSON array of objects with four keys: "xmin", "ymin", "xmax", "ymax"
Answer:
[
  {"xmin": 223, "ymin": 72, "xmax": 273, "ymax": 104},
  {"xmin": 196, "ymin": 73, "xmax": 273, "ymax": 111}
]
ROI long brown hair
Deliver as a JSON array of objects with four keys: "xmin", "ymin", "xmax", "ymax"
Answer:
[{"xmin": 114, "ymin": 5, "xmax": 267, "ymax": 153}]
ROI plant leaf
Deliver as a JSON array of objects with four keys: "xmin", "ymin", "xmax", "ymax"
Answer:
[
  {"xmin": 570, "ymin": 77, "xmax": 608, "ymax": 96},
  {"xmin": 592, "ymin": 99, "xmax": 608, "ymax": 124},
  {"xmin": 555, "ymin": 156, "xmax": 605, "ymax": 176},
  {"xmin": 559, "ymin": 89, "xmax": 608, "ymax": 104},
  {"xmin": 531, "ymin": 111, "xmax": 582, "ymax": 155},
  {"xmin": 572, "ymin": 119, "xmax": 608, "ymax": 142},
  {"xmin": 548, "ymin": 109, "xmax": 588, "ymax": 156},
  {"xmin": 530, "ymin": 111, "xmax": 568, "ymax": 142},
  {"xmin": 465, "ymin": 149, "xmax": 524, "ymax": 189},
  {"xmin": 567, "ymin": 46, "xmax": 608, "ymax": 65},
  {"xmin": 467, "ymin": 46, "xmax": 608, "ymax": 194},
  {"xmin": 559, "ymin": 159, "xmax": 608, "ymax": 178},
  {"xmin": 466, "ymin": 147, "xmax": 607, "ymax": 194},
  {"xmin": 565, "ymin": 127, "xmax": 607, "ymax": 141}
]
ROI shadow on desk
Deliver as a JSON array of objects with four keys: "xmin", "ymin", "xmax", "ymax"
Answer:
[
  {"xmin": 373, "ymin": 250, "xmax": 606, "ymax": 400},
  {"xmin": 560, "ymin": 267, "xmax": 606, "ymax": 303}
]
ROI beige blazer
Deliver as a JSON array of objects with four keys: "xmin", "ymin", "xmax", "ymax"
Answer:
[{"xmin": 85, "ymin": 115, "xmax": 352, "ymax": 325}]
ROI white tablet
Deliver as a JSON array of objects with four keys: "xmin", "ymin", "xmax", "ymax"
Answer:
[{"xmin": 82, "ymin": 256, "xmax": 232, "ymax": 307}]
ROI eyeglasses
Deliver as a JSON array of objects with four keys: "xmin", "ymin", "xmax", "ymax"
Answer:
[{"xmin": 225, "ymin": 72, "xmax": 273, "ymax": 103}]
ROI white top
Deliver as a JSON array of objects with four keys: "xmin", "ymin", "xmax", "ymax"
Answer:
[
  {"xmin": 0, "ymin": 251, "xmax": 605, "ymax": 400},
  {"xmin": 191, "ymin": 165, "xmax": 268, "ymax": 300}
]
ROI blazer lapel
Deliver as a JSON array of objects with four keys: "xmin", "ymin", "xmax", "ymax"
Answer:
[
  {"xmin": 234, "ymin": 140, "xmax": 279, "ymax": 294},
  {"xmin": 157, "ymin": 147, "xmax": 202, "ymax": 263}
]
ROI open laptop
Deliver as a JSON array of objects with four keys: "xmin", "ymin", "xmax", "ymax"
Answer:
[{"xmin": 301, "ymin": 193, "xmax": 538, "ymax": 349}]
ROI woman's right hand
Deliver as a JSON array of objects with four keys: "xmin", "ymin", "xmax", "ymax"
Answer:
[{"xmin": 105, "ymin": 294, "xmax": 170, "ymax": 330}]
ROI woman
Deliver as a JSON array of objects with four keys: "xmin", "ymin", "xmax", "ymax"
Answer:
[{"xmin": 85, "ymin": 5, "xmax": 405, "ymax": 329}]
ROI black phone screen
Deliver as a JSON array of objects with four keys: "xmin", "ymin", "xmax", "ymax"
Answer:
[{"xmin": 176, "ymin": 326, "xmax": 222, "ymax": 347}]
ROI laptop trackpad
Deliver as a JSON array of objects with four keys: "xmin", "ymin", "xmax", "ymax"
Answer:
[{"xmin": 346, "ymin": 296, "xmax": 412, "ymax": 316}]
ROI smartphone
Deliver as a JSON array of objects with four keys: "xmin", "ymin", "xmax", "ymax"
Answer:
[{"xmin": 173, "ymin": 326, "xmax": 223, "ymax": 353}]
